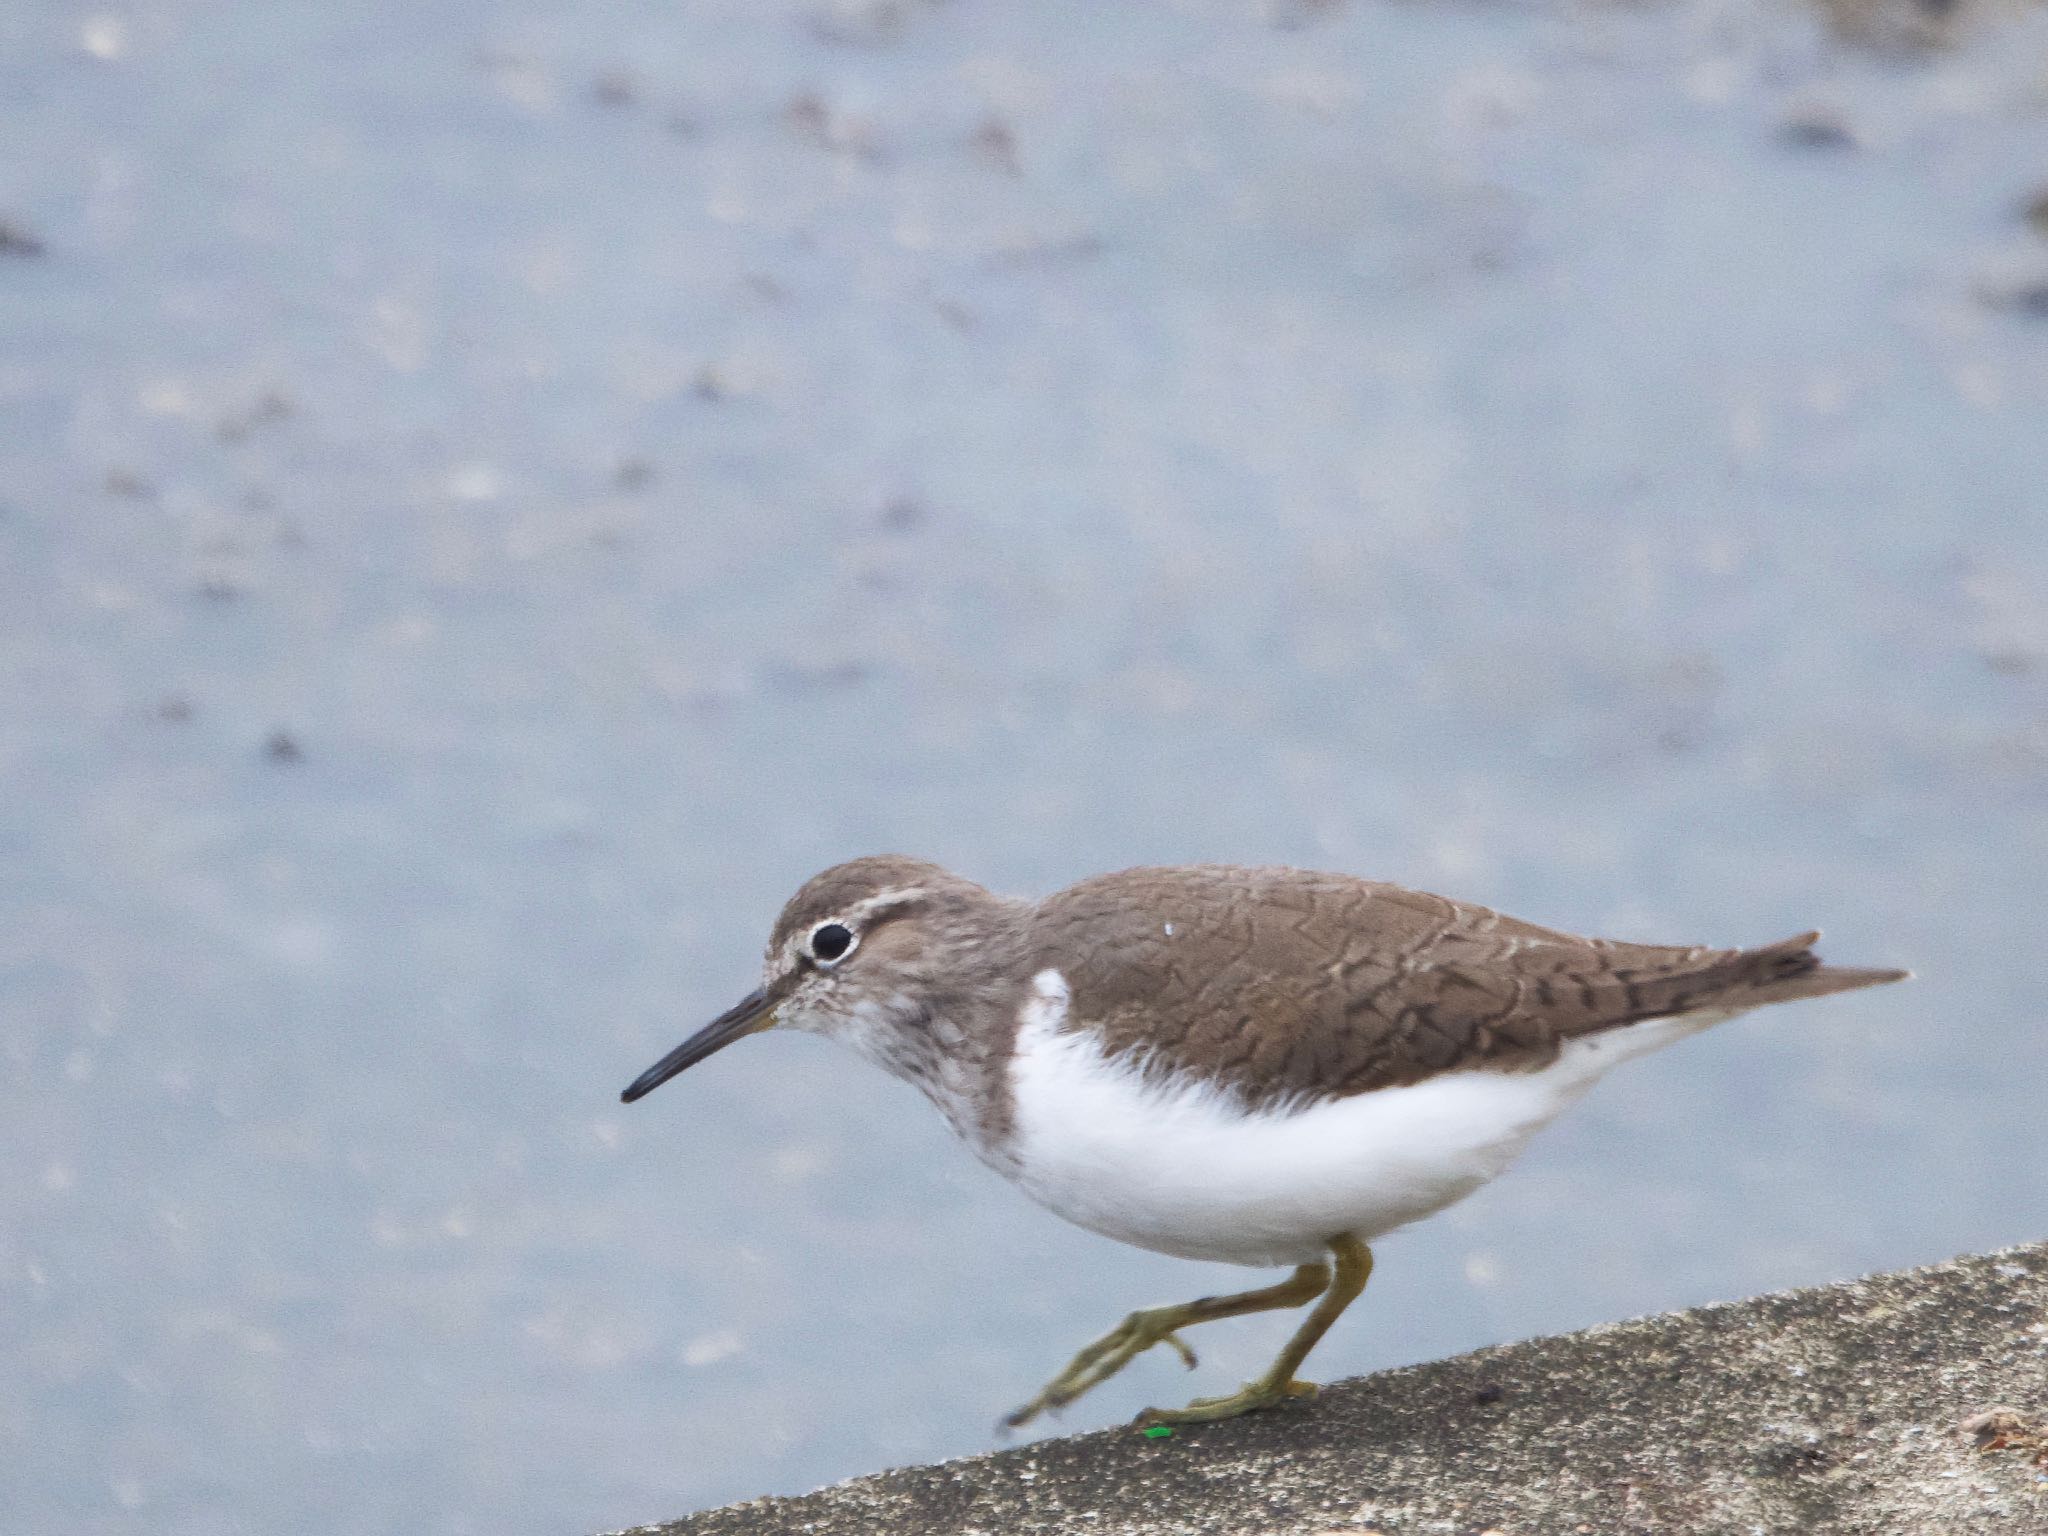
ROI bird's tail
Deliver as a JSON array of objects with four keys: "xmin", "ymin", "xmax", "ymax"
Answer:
[{"xmin": 1644, "ymin": 931, "xmax": 1911, "ymax": 1018}]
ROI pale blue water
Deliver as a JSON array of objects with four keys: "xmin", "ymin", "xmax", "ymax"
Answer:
[{"xmin": 3, "ymin": 1, "xmax": 2047, "ymax": 1532}]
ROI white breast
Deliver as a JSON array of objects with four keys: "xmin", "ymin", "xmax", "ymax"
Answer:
[{"xmin": 1005, "ymin": 969, "xmax": 1733, "ymax": 1268}]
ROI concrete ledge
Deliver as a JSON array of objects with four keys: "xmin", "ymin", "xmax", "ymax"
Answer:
[{"xmin": 624, "ymin": 1241, "xmax": 2048, "ymax": 1535}]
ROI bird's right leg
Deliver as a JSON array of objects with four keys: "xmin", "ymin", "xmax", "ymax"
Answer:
[{"xmin": 1002, "ymin": 1261, "xmax": 1332, "ymax": 1429}]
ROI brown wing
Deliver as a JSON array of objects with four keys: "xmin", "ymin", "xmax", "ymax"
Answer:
[{"xmin": 1030, "ymin": 865, "xmax": 1904, "ymax": 1106}]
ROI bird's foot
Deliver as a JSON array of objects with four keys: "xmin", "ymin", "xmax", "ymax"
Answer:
[
  {"xmin": 1003, "ymin": 1307, "xmax": 1200, "ymax": 1430},
  {"xmin": 1134, "ymin": 1376, "xmax": 1318, "ymax": 1427}
]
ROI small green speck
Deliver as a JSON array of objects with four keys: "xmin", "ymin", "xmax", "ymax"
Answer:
[{"xmin": 1142, "ymin": 1425, "xmax": 1173, "ymax": 1439}]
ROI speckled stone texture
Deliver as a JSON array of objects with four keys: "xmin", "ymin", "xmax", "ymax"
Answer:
[{"xmin": 626, "ymin": 1240, "xmax": 2048, "ymax": 1536}]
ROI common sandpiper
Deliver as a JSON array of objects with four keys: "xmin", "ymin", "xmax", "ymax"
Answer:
[{"xmin": 621, "ymin": 856, "xmax": 1907, "ymax": 1427}]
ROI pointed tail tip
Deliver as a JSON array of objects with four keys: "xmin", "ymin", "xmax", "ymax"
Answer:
[
  {"xmin": 1744, "ymin": 935, "xmax": 1913, "ymax": 1005},
  {"xmin": 1767, "ymin": 931, "xmax": 1912, "ymax": 991},
  {"xmin": 1837, "ymin": 964, "xmax": 1914, "ymax": 986},
  {"xmin": 1797, "ymin": 961, "xmax": 1914, "ymax": 999}
]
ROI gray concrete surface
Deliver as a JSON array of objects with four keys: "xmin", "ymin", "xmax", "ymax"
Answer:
[{"xmin": 633, "ymin": 1239, "xmax": 2048, "ymax": 1535}]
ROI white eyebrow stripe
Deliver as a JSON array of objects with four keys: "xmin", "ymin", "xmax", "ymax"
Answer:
[
  {"xmin": 842, "ymin": 886, "xmax": 927, "ymax": 924},
  {"xmin": 773, "ymin": 886, "xmax": 931, "ymax": 972}
]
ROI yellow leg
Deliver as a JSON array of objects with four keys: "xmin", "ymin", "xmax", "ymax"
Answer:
[
  {"xmin": 1003, "ymin": 1261, "xmax": 1332, "ymax": 1429},
  {"xmin": 1135, "ymin": 1235, "xmax": 1374, "ymax": 1427}
]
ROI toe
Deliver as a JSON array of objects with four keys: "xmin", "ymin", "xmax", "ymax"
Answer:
[{"xmin": 1132, "ymin": 1376, "xmax": 1319, "ymax": 1426}]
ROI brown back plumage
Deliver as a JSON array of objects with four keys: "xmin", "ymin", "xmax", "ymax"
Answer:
[{"xmin": 1028, "ymin": 865, "xmax": 1907, "ymax": 1107}]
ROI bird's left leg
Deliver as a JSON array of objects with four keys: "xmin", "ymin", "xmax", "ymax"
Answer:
[
  {"xmin": 1003, "ymin": 1260, "xmax": 1331, "ymax": 1429},
  {"xmin": 1135, "ymin": 1234, "xmax": 1373, "ymax": 1426}
]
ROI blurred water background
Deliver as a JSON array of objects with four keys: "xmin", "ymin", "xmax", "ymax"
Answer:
[{"xmin": 4, "ymin": 0, "xmax": 2048, "ymax": 1532}]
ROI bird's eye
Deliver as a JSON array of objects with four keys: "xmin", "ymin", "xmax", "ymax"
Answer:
[{"xmin": 810, "ymin": 922, "xmax": 855, "ymax": 963}]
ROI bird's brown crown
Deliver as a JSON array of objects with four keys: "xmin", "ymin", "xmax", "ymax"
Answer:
[{"xmin": 763, "ymin": 855, "xmax": 992, "ymax": 964}]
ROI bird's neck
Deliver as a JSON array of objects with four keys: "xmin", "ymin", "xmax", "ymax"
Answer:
[{"xmin": 840, "ymin": 934, "xmax": 1035, "ymax": 1171}]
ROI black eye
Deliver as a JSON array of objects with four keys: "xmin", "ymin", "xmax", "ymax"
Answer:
[{"xmin": 810, "ymin": 922, "xmax": 854, "ymax": 962}]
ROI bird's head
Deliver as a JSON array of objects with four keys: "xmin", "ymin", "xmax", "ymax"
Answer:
[{"xmin": 620, "ymin": 855, "xmax": 1010, "ymax": 1102}]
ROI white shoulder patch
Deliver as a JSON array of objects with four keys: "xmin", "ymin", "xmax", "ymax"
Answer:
[{"xmin": 1020, "ymin": 968, "xmax": 1070, "ymax": 1033}]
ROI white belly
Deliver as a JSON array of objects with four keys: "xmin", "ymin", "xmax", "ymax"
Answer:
[{"xmin": 1005, "ymin": 972, "xmax": 1733, "ymax": 1268}]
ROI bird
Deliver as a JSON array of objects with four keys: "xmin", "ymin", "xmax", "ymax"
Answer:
[{"xmin": 620, "ymin": 856, "xmax": 1908, "ymax": 1428}]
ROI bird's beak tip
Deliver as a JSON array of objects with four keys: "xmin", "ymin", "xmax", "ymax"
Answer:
[{"xmin": 618, "ymin": 987, "xmax": 776, "ymax": 1105}]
